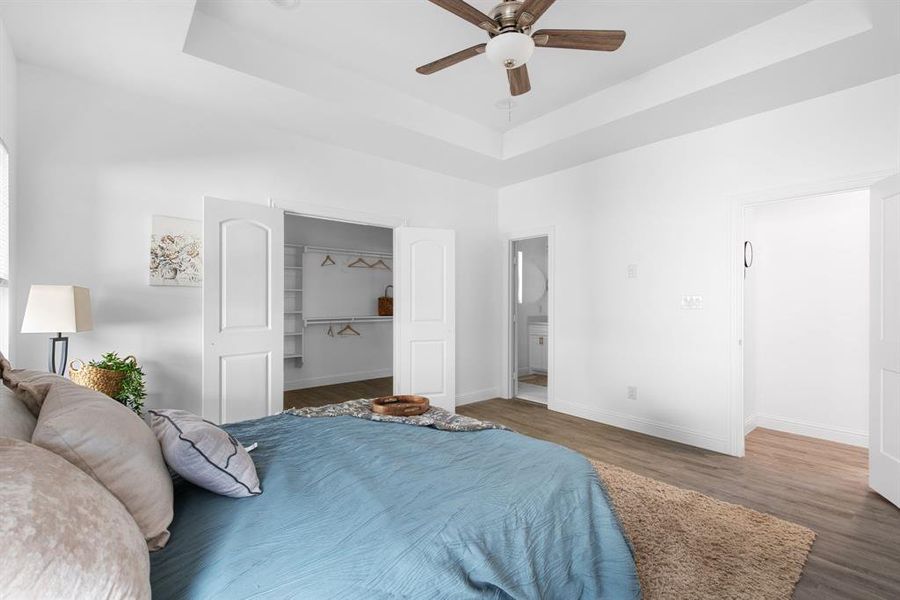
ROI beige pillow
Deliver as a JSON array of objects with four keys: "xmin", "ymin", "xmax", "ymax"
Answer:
[
  {"xmin": 0, "ymin": 386, "xmax": 37, "ymax": 441},
  {"xmin": 0, "ymin": 437, "xmax": 151, "ymax": 599},
  {"xmin": 0, "ymin": 351, "xmax": 64, "ymax": 417},
  {"xmin": 150, "ymin": 409, "xmax": 262, "ymax": 498},
  {"xmin": 31, "ymin": 380, "xmax": 174, "ymax": 550}
]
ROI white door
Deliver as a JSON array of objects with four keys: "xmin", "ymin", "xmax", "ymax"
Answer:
[
  {"xmin": 870, "ymin": 174, "xmax": 900, "ymax": 508},
  {"xmin": 203, "ymin": 197, "xmax": 283, "ymax": 424},
  {"xmin": 394, "ymin": 227, "xmax": 455, "ymax": 412}
]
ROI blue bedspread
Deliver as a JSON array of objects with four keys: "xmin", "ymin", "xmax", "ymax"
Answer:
[{"xmin": 150, "ymin": 413, "xmax": 640, "ymax": 599}]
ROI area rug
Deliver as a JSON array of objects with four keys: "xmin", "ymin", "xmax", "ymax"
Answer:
[{"xmin": 592, "ymin": 461, "xmax": 816, "ymax": 600}]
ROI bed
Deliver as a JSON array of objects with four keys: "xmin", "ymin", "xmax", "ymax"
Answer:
[{"xmin": 150, "ymin": 412, "xmax": 641, "ymax": 599}]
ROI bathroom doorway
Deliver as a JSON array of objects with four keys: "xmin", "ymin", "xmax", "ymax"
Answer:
[{"xmin": 511, "ymin": 236, "xmax": 549, "ymax": 404}]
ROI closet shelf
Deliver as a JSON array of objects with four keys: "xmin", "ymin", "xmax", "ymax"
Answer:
[
  {"xmin": 285, "ymin": 288, "xmax": 303, "ymax": 292},
  {"xmin": 303, "ymin": 245, "xmax": 392, "ymax": 260},
  {"xmin": 284, "ymin": 266, "xmax": 303, "ymax": 270},
  {"xmin": 284, "ymin": 353, "xmax": 304, "ymax": 359},
  {"xmin": 285, "ymin": 311, "xmax": 303, "ymax": 314},
  {"xmin": 304, "ymin": 315, "xmax": 392, "ymax": 327},
  {"xmin": 284, "ymin": 332, "xmax": 303, "ymax": 337}
]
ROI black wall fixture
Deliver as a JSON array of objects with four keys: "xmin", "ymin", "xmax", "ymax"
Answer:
[{"xmin": 744, "ymin": 241, "xmax": 754, "ymax": 271}]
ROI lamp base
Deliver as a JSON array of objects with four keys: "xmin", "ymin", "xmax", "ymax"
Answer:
[{"xmin": 48, "ymin": 333, "xmax": 69, "ymax": 376}]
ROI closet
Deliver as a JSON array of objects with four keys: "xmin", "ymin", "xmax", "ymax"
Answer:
[{"xmin": 283, "ymin": 214, "xmax": 393, "ymax": 402}]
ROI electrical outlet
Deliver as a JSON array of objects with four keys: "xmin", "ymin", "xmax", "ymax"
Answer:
[
  {"xmin": 627, "ymin": 264, "xmax": 638, "ymax": 279},
  {"xmin": 680, "ymin": 295, "xmax": 704, "ymax": 310},
  {"xmin": 627, "ymin": 386, "xmax": 638, "ymax": 400}
]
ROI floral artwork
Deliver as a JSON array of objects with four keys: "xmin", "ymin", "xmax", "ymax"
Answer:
[{"xmin": 149, "ymin": 216, "xmax": 202, "ymax": 287}]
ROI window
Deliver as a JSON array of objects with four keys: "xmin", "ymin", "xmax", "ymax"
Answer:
[{"xmin": 0, "ymin": 140, "xmax": 8, "ymax": 356}]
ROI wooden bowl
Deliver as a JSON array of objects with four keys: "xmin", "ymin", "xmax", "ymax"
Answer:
[{"xmin": 370, "ymin": 395, "xmax": 430, "ymax": 416}]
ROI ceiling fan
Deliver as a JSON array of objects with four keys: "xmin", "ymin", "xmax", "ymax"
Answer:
[{"xmin": 416, "ymin": 0, "xmax": 626, "ymax": 97}]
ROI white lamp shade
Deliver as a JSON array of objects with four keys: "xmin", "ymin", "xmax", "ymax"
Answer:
[
  {"xmin": 21, "ymin": 285, "xmax": 93, "ymax": 334},
  {"xmin": 485, "ymin": 32, "xmax": 535, "ymax": 69}
]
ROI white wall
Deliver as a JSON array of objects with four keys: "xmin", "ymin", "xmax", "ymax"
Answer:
[
  {"xmin": 516, "ymin": 236, "xmax": 548, "ymax": 373},
  {"xmin": 15, "ymin": 64, "xmax": 500, "ymax": 414},
  {"xmin": 0, "ymin": 18, "xmax": 16, "ymax": 359},
  {"xmin": 499, "ymin": 75, "xmax": 900, "ymax": 454},
  {"xmin": 743, "ymin": 190, "xmax": 869, "ymax": 446},
  {"xmin": 284, "ymin": 215, "xmax": 393, "ymax": 389}
]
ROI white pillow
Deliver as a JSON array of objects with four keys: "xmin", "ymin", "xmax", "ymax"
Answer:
[{"xmin": 149, "ymin": 409, "xmax": 262, "ymax": 498}]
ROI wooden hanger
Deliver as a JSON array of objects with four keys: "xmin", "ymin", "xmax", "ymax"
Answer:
[
  {"xmin": 337, "ymin": 323, "xmax": 360, "ymax": 336},
  {"xmin": 369, "ymin": 259, "xmax": 392, "ymax": 271},
  {"xmin": 321, "ymin": 254, "xmax": 336, "ymax": 266},
  {"xmin": 326, "ymin": 322, "xmax": 335, "ymax": 337},
  {"xmin": 348, "ymin": 257, "xmax": 371, "ymax": 268}
]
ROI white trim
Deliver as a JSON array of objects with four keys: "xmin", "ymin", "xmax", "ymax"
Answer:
[
  {"xmin": 500, "ymin": 227, "xmax": 556, "ymax": 410},
  {"xmin": 456, "ymin": 387, "xmax": 499, "ymax": 407},
  {"xmin": 284, "ymin": 368, "xmax": 393, "ymax": 391},
  {"xmin": 753, "ymin": 413, "xmax": 868, "ymax": 448},
  {"xmin": 554, "ymin": 400, "xmax": 731, "ymax": 454},
  {"xmin": 516, "ymin": 393, "xmax": 547, "ymax": 405},
  {"xmin": 744, "ymin": 414, "xmax": 757, "ymax": 436},
  {"xmin": 729, "ymin": 169, "xmax": 898, "ymax": 458}
]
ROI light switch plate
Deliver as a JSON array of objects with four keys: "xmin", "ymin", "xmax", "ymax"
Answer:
[{"xmin": 681, "ymin": 295, "xmax": 704, "ymax": 310}]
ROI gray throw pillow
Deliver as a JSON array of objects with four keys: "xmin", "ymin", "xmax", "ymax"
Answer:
[
  {"xmin": 32, "ymin": 380, "xmax": 174, "ymax": 551},
  {"xmin": 0, "ymin": 350, "xmax": 65, "ymax": 417},
  {"xmin": 149, "ymin": 409, "xmax": 262, "ymax": 498},
  {"xmin": 0, "ymin": 386, "xmax": 37, "ymax": 441}
]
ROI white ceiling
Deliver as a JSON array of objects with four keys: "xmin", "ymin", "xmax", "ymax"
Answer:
[
  {"xmin": 194, "ymin": 0, "xmax": 804, "ymax": 132},
  {"xmin": 1, "ymin": 0, "xmax": 898, "ymax": 187}
]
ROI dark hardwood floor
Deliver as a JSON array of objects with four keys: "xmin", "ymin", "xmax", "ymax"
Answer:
[
  {"xmin": 460, "ymin": 398, "xmax": 900, "ymax": 600},
  {"xmin": 282, "ymin": 380, "xmax": 899, "ymax": 598},
  {"xmin": 284, "ymin": 377, "xmax": 392, "ymax": 410}
]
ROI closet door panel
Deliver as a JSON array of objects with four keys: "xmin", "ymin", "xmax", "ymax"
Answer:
[
  {"xmin": 203, "ymin": 197, "xmax": 284, "ymax": 424},
  {"xmin": 395, "ymin": 227, "xmax": 456, "ymax": 412}
]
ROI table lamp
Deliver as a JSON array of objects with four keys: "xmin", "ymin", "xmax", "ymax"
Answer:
[{"xmin": 20, "ymin": 285, "xmax": 93, "ymax": 375}]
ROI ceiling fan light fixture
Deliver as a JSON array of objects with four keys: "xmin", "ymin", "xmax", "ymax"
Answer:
[{"xmin": 485, "ymin": 32, "xmax": 535, "ymax": 69}]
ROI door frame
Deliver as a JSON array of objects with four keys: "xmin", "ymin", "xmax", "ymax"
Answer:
[
  {"xmin": 728, "ymin": 169, "xmax": 896, "ymax": 457},
  {"xmin": 500, "ymin": 226, "xmax": 556, "ymax": 408},
  {"xmin": 271, "ymin": 198, "xmax": 407, "ymax": 396}
]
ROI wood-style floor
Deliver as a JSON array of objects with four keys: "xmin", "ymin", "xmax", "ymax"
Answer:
[
  {"xmin": 284, "ymin": 377, "xmax": 392, "ymax": 410},
  {"xmin": 285, "ymin": 380, "xmax": 899, "ymax": 598},
  {"xmin": 461, "ymin": 398, "xmax": 900, "ymax": 600}
]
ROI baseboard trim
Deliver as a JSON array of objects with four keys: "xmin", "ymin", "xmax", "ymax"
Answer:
[
  {"xmin": 456, "ymin": 387, "xmax": 499, "ymax": 407},
  {"xmin": 753, "ymin": 413, "xmax": 868, "ymax": 447},
  {"xmin": 553, "ymin": 400, "xmax": 731, "ymax": 455},
  {"xmin": 744, "ymin": 415, "xmax": 757, "ymax": 436},
  {"xmin": 285, "ymin": 369, "xmax": 392, "ymax": 391}
]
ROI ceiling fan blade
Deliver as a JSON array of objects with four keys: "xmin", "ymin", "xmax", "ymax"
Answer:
[
  {"xmin": 532, "ymin": 29, "xmax": 626, "ymax": 52},
  {"xmin": 516, "ymin": 0, "xmax": 556, "ymax": 28},
  {"xmin": 427, "ymin": 0, "xmax": 499, "ymax": 34},
  {"xmin": 416, "ymin": 43, "xmax": 487, "ymax": 75},
  {"xmin": 507, "ymin": 65, "xmax": 531, "ymax": 96}
]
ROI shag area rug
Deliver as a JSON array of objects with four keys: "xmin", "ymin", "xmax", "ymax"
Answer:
[{"xmin": 592, "ymin": 461, "xmax": 816, "ymax": 600}]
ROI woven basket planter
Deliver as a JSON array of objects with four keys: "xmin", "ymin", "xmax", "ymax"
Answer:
[{"xmin": 69, "ymin": 356, "xmax": 136, "ymax": 398}]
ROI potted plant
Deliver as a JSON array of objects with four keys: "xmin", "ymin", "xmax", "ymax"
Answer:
[{"xmin": 70, "ymin": 352, "xmax": 146, "ymax": 415}]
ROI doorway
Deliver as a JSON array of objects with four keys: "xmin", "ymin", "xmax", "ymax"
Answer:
[
  {"xmin": 282, "ymin": 213, "xmax": 394, "ymax": 409},
  {"xmin": 742, "ymin": 189, "xmax": 869, "ymax": 447},
  {"xmin": 510, "ymin": 236, "xmax": 550, "ymax": 404},
  {"xmin": 202, "ymin": 196, "xmax": 457, "ymax": 423}
]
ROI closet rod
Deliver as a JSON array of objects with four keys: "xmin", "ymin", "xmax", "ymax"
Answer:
[
  {"xmin": 303, "ymin": 245, "xmax": 392, "ymax": 259},
  {"xmin": 304, "ymin": 315, "xmax": 392, "ymax": 327}
]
